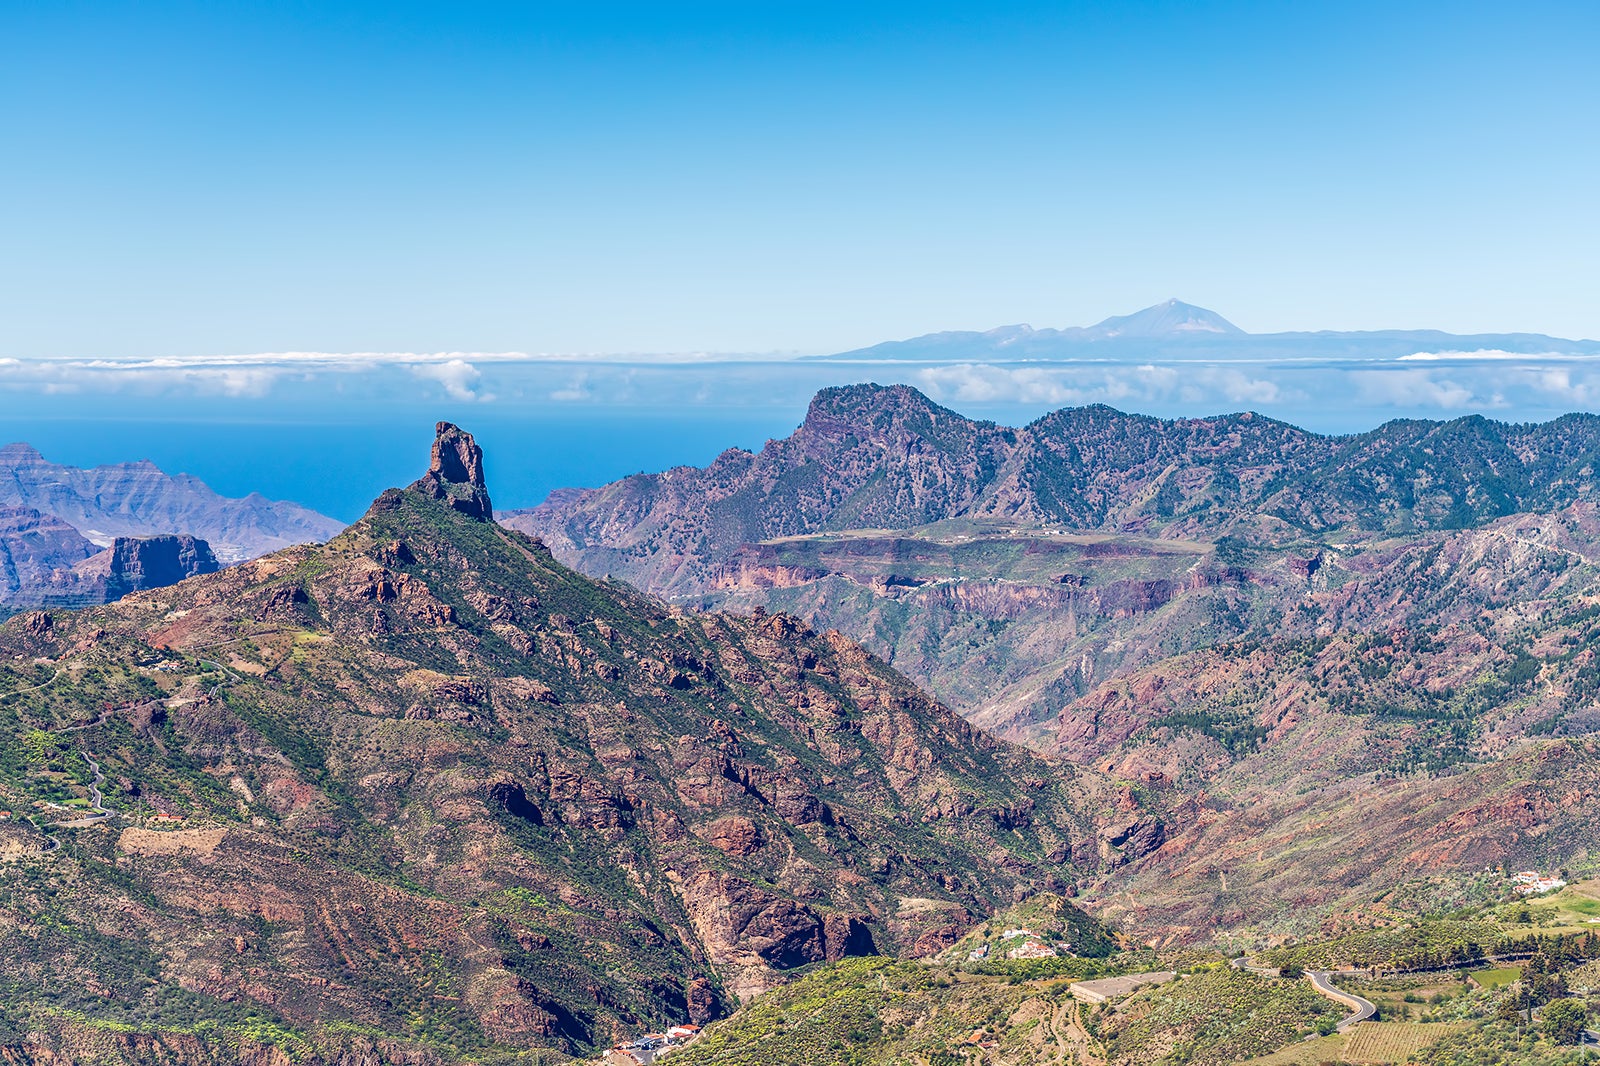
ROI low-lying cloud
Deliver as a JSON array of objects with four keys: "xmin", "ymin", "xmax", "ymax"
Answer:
[
  {"xmin": 1, "ymin": 348, "xmax": 1596, "ymax": 430},
  {"xmin": 409, "ymin": 359, "xmax": 493, "ymax": 402},
  {"xmin": 915, "ymin": 363, "xmax": 1295, "ymax": 409},
  {"xmin": 1348, "ymin": 369, "xmax": 1480, "ymax": 409}
]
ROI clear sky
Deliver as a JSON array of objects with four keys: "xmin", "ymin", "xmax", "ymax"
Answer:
[{"xmin": 4, "ymin": 0, "xmax": 1598, "ymax": 360}]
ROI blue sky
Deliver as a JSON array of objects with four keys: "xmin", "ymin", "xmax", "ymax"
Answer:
[
  {"xmin": 3, "ymin": 2, "xmax": 1600, "ymax": 518},
  {"xmin": 4, "ymin": 1, "xmax": 1598, "ymax": 358}
]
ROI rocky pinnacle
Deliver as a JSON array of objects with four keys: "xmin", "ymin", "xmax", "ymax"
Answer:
[{"xmin": 410, "ymin": 421, "xmax": 493, "ymax": 520}]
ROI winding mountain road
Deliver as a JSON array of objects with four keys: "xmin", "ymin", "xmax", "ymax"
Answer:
[
  {"xmin": 197, "ymin": 659, "xmax": 242, "ymax": 697},
  {"xmin": 48, "ymin": 751, "xmax": 113, "ymax": 829},
  {"xmin": 58, "ymin": 705, "xmax": 112, "ymax": 734},
  {"xmin": 0, "ymin": 667, "xmax": 63, "ymax": 704},
  {"xmin": 1307, "ymin": 970, "xmax": 1377, "ymax": 1032},
  {"xmin": 81, "ymin": 751, "xmax": 109, "ymax": 818}
]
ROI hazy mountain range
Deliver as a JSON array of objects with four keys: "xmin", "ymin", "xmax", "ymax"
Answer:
[
  {"xmin": 0, "ymin": 443, "xmax": 342, "ymax": 563},
  {"xmin": 819, "ymin": 298, "xmax": 1600, "ymax": 363},
  {"xmin": 504, "ymin": 382, "xmax": 1600, "ymax": 596},
  {"xmin": 0, "ymin": 442, "xmax": 342, "ymax": 612}
]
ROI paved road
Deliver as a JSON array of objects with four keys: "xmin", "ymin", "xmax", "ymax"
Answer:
[
  {"xmin": 1229, "ymin": 956, "xmax": 1282, "ymax": 977},
  {"xmin": 0, "ymin": 667, "xmax": 63, "ymax": 704},
  {"xmin": 81, "ymin": 751, "xmax": 109, "ymax": 817},
  {"xmin": 197, "ymin": 659, "xmax": 241, "ymax": 697},
  {"xmin": 1307, "ymin": 970, "xmax": 1377, "ymax": 1031},
  {"xmin": 58, "ymin": 705, "xmax": 112, "ymax": 734},
  {"xmin": 49, "ymin": 751, "xmax": 113, "ymax": 828}
]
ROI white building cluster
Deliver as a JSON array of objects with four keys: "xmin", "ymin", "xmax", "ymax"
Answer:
[{"xmin": 1512, "ymin": 870, "xmax": 1567, "ymax": 895}]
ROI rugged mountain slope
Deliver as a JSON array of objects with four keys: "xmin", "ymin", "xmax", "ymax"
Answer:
[
  {"xmin": 699, "ymin": 500, "xmax": 1600, "ymax": 944},
  {"xmin": 668, "ymin": 955, "xmax": 1344, "ymax": 1066},
  {"xmin": 504, "ymin": 385, "xmax": 1021, "ymax": 596},
  {"xmin": 0, "ymin": 507, "xmax": 99, "ymax": 602},
  {"xmin": 0, "ymin": 424, "xmax": 1128, "ymax": 1063},
  {"xmin": 504, "ymin": 385, "xmax": 1600, "ymax": 598},
  {"xmin": 1088, "ymin": 737, "xmax": 1600, "ymax": 943},
  {"xmin": 8, "ymin": 534, "xmax": 221, "ymax": 610},
  {"xmin": 504, "ymin": 386, "xmax": 1600, "ymax": 760},
  {"xmin": 498, "ymin": 389, "xmax": 1600, "ymax": 958},
  {"xmin": 698, "ymin": 508, "xmax": 1600, "ymax": 750},
  {"xmin": 0, "ymin": 442, "xmax": 342, "ymax": 563},
  {"xmin": 1051, "ymin": 547, "xmax": 1600, "ymax": 939}
]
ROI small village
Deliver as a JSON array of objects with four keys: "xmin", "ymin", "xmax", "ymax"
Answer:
[
  {"xmin": 966, "ymin": 926, "xmax": 1075, "ymax": 963},
  {"xmin": 601, "ymin": 1024, "xmax": 700, "ymax": 1065},
  {"xmin": 1513, "ymin": 869, "xmax": 1568, "ymax": 895}
]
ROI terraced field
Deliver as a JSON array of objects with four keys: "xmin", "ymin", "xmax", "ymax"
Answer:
[
  {"xmin": 1244, "ymin": 1022, "xmax": 1465, "ymax": 1065},
  {"xmin": 1340, "ymin": 1022, "xmax": 1466, "ymax": 1064},
  {"xmin": 1468, "ymin": 967, "xmax": 1519, "ymax": 990},
  {"xmin": 1245, "ymin": 1034, "xmax": 1347, "ymax": 1065}
]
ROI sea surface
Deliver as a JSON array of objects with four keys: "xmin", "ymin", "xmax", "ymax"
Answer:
[{"xmin": 5, "ymin": 411, "xmax": 807, "ymax": 523}]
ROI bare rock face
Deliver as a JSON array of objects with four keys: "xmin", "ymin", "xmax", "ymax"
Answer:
[
  {"xmin": 98, "ymin": 535, "xmax": 221, "ymax": 599},
  {"xmin": 1098, "ymin": 815, "xmax": 1167, "ymax": 865},
  {"xmin": 14, "ymin": 534, "xmax": 220, "ymax": 609},
  {"xmin": 0, "ymin": 507, "xmax": 98, "ymax": 601},
  {"xmin": 410, "ymin": 422, "xmax": 493, "ymax": 520}
]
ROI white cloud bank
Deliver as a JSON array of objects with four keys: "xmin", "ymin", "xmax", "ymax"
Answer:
[
  {"xmin": 409, "ymin": 358, "xmax": 493, "ymax": 402},
  {"xmin": 916, "ymin": 363, "xmax": 1295, "ymax": 409},
  {"xmin": 1348, "ymin": 369, "xmax": 1481, "ymax": 409},
  {"xmin": 3, "ymin": 348, "xmax": 1597, "ymax": 426}
]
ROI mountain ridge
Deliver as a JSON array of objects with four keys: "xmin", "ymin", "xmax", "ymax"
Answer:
[
  {"xmin": 817, "ymin": 300, "xmax": 1600, "ymax": 362},
  {"xmin": 503, "ymin": 384, "xmax": 1600, "ymax": 598},
  {"xmin": 0, "ymin": 441, "xmax": 343, "ymax": 564}
]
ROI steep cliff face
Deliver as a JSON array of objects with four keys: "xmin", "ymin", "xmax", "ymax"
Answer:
[
  {"xmin": 0, "ymin": 442, "xmax": 342, "ymax": 563},
  {"xmin": 410, "ymin": 421, "xmax": 494, "ymax": 520},
  {"xmin": 3, "ymin": 533, "xmax": 220, "ymax": 610},
  {"xmin": 83, "ymin": 534, "xmax": 220, "ymax": 603},
  {"xmin": 0, "ymin": 507, "xmax": 98, "ymax": 601},
  {"xmin": 0, "ymin": 423, "xmax": 1128, "ymax": 1061}
]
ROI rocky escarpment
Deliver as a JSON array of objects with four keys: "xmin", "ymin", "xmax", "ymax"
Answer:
[
  {"xmin": 0, "ymin": 422, "xmax": 1132, "ymax": 1062},
  {"xmin": 0, "ymin": 506, "xmax": 99, "ymax": 602},
  {"xmin": 5, "ymin": 533, "xmax": 219, "ymax": 610},
  {"xmin": 0, "ymin": 441, "xmax": 341, "ymax": 563}
]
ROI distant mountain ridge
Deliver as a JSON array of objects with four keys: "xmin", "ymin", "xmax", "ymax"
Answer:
[
  {"xmin": 503, "ymin": 383, "xmax": 1600, "ymax": 597},
  {"xmin": 0, "ymin": 442, "xmax": 342, "ymax": 564},
  {"xmin": 0, "ymin": 507, "xmax": 98, "ymax": 601},
  {"xmin": 0, "ymin": 506, "xmax": 222, "ymax": 612},
  {"xmin": 820, "ymin": 298, "xmax": 1600, "ymax": 362},
  {"xmin": 1086, "ymin": 298, "xmax": 1243, "ymax": 336},
  {"xmin": 13, "ymin": 533, "xmax": 220, "ymax": 609}
]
